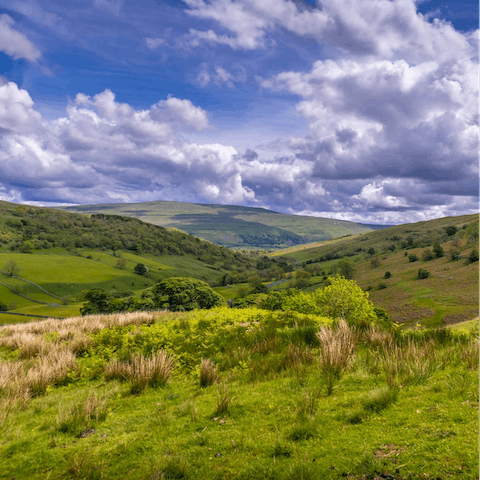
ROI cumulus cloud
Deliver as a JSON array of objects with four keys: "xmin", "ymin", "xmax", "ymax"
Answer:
[
  {"xmin": 0, "ymin": 14, "xmax": 41, "ymax": 61},
  {"xmin": 0, "ymin": 79, "xmax": 257, "ymax": 206}
]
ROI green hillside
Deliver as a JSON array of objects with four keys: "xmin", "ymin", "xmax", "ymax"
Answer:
[
  {"xmin": 0, "ymin": 201, "xmax": 254, "ymax": 323},
  {"xmin": 274, "ymin": 214, "xmax": 479, "ymax": 327},
  {"xmin": 59, "ymin": 201, "xmax": 373, "ymax": 249}
]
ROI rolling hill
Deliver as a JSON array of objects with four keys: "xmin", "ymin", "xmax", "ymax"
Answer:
[
  {"xmin": 0, "ymin": 201, "xmax": 254, "ymax": 323},
  {"xmin": 59, "ymin": 201, "xmax": 374, "ymax": 249},
  {"xmin": 273, "ymin": 214, "xmax": 479, "ymax": 327}
]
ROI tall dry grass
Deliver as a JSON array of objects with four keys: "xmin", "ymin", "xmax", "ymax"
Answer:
[
  {"xmin": 105, "ymin": 350, "xmax": 175, "ymax": 394},
  {"xmin": 199, "ymin": 358, "xmax": 217, "ymax": 388},
  {"xmin": 0, "ymin": 312, "xmax": 161, "ymax": 406},
  {"xmin": 317, "ymin": 319, "xmax": 359, "ymax": 395}
]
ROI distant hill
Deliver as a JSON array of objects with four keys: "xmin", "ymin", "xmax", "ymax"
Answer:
[
  {"xmin": 274, "ymin": 213, "xmax": 479, "ymax": 327},
  {"xmin": 59, "ymin": 201, "xmax": 373, "ymax": 249}
]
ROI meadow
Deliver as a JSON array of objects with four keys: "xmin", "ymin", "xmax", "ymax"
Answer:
[{"xmin": 0, "ymin": 307, "xmax": 478, "ymax": 479}]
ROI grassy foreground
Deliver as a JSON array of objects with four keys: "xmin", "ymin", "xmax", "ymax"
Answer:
[{"xmin": 0, "ymin": 309, "xmax": 478, "ymax": 480}]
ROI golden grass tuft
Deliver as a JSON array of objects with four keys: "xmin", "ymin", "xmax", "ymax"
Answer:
[
  {"xmin": 317, "ymin": 319, "xmax": 359, "ymax": 395},
  {"xmin": 199, "ymin": 358, "xmax": 217, "ymax": 388},
  {"xmin": 105, "ymin": 350, "xmax": 175, "ymax": 394}
]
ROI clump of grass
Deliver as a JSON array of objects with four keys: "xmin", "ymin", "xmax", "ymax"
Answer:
[
  {"xmin": 215, "ymin": 381, "xmax": 235, "ymax": 416},
  {"xmin": 317, "ymin": 319, "xmax": 359, "ymax": 395},
  {"xmin": 362, "ymin": 386, "xmax": 399, "ymax": 413},
  {"xmin": 151, "ymin": 455, "xmax": 189, "ymax": 479},
  {"xmin": 297, "ymin": 390, "xmax": 318, "ymax": 419},
  {"xmin": 288, "ymin": 420, "xmax": 317, "ymax": 441},
  {"xmin": 199, "ymin": 358, "xmax": 217, "ymax": 387},
  {"xmin": 379, "ymin": 338, "xmax": 437, "ymax": 388},
  {"xmin": 56, "ymin": 392, "xmax": 109, "ymax": 434},
  {"xmin": 459, "ymin": 338, "xmax": 479, "ymax": 370},
  {"xmin": 271, "ymin": 441, "xmax": 293, "ymax": 457},
  {"xmin": 105, "ymin": 350, "xmax": 174, "ymax": 394}
]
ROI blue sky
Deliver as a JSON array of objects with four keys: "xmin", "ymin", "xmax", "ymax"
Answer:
[{"xmin": 0, "ymin": 0, "xmax": 478, "ymax": 224}]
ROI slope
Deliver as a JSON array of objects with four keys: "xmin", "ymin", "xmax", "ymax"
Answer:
[{"xmin": 59, "ymin": 201, "xmax": 374, "ymax": 249}]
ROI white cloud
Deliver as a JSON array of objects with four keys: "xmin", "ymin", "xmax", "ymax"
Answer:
[
  {"xmin": 196, "ymin": 64, "xmax": 246, "ymax": 88},
  {"xmin": 145, "ymin": 37, "xmax": 165, "ymax": 49},
  {"xmin": 0, "ymin": 14, "xmax": 41, "ymax": 61}
]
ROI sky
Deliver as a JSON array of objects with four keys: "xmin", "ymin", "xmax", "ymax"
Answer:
[{"xmin": 0, "ymin": 0, "xmax": 478, "ymax": 225}]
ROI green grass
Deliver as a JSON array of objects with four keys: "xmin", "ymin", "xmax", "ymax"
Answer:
[{"xmin": 0, "ymin": 310, "xmax": 478, "ymax": 479}]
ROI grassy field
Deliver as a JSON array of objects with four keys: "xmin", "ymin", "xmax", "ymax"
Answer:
[
  {"xmin": 0, "ymin": 310, "xmax": 477, "ymax": 479},
  {"xmin": 60, "ymin": 201, "xmax": 373, "ymax": 249},
  {"xmin": 0, "ymin": 249, "xmax": 232, "ymax": 324}
]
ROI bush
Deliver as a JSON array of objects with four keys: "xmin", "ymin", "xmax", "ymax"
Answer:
[
  {"xmin": 467, "ymin": 249, "xmax": 479, "ymax": 264},
  {"xmin": 384, "ymin": 271, "xmax": 391, "ymax": 279},
  {"xmin": 377, "ymin": 282, "xmax": 387, "ymax": 290},
  {"xmin": 134, "ymin": 263, "xmax": 148, "ymax": 276},
  {"xmin": 417, "ymin": 269, "xmax": 430, "ymax": 280},
  {"xmin": 445, "ymin": 226, "xmax": 458, "ymax": 236},
  {"xmin": 0, "ymin": 301, "xmax": 8, "ymax": 312},
  {"xmin": 152, "ymin": 277, "xmax": 226, "ymax": 312},
  {"xmin": 408, "ymin": 254, "xmax": 418, "ymax": 262},
  {"xmin": 284, "ymin": 276, "xmax": 377, "ymax": 327},
  {"xmin": 432, "ymin": 243, "xmax": 444, "ymax": 258}
]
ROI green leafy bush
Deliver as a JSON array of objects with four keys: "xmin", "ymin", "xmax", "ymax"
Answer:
[
  {"xmin": 283, "ymin": 276, "xmax": 377, "ymax": 328},
  {"xmin": 152, "ymin": 277, "xmax": 226, "ymax": 312}
]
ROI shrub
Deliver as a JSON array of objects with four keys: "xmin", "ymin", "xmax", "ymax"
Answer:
[
  {"xmin": 377, "ymin": 282, "xmax": 387, "ymax": 290},
  {"xmin": 284, "ymin": 276, "xmax": 377, "ymax": 328},
  {"xmin": 417, "ymin": 269, "xmax": 430, "ymax": 279},
  {"xmin": 467, "ymin": 248, "xmax": 479, "ymax": 264},
  {"xmin": 432, "ymin": 243, "xmax": 444, "ymax": 258},
  {"xmin": 134, "ymin": 263, "xmax": 148, "ymax": 276},
  {"xmin": 0, "ymin": 301, "xmax": 8, "ymax": 312},
  {"xmin": 408, "ymin": 253, "xmax": 418, "ymax": 262},
  {"xmin": 153, "ymin": 277, "xmax": 226, "ymax": 312},
  {"xmin": 445, "ymin": 226, "xmax": 458, "ymax": 236},
  {"xmin": 383, "ymin": 271, "xmax": 391, "ymax": 279}
]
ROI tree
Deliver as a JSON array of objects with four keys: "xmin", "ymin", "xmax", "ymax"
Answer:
[
  {"xmin": 417, "ymin": 269, "xmax": 430, "ymax": 280},
  {"xmin": 445, "ymin": 226, "xmax": 458, "ymax": 237},
  {"xmin": 338, "ymin": 258, "xmax": 355, "ymax": 280},
  {"xmin": 0, "ymin": 301, "xmax": 8, "ymax": 312},
  {"xmin": 134, "ymin": 263, "xmax": 148, "ymax": 276},
  {"xmin": 367, "ymin": 247, "xmax": 376, "ymax": 256},
  {"xmin": 116, "ymin": 258, "xmax": 127, "ymax": 270},
  {"xmin": 384, "ymin": 271, "xmax": 391, "ymax": 279},
  {"xmin": 3, "ymin": 260, "xmax": 21, "ymax": 277},
  {"xmin": 284, "ymin": 276, "xmax": 377, "ymax": 328},
  {"xmin": 467, "ymin": 248, "xmax": 479, "ymax": 264},
  {"xmin": 80, "ymin": 289, "xmax": 111, "ymax": 315},
  {"xmin": 432, "ymin": 243, "xmax": 444, "ymax": 259},
  {"xmin": 152, "ymin": 277, "xmax": 226, "ymax": 312},
  {"xmin": 19, "ymin": 240, "xmax": 33, "ymax": 253},
  {"xmin": 408, "ymin": 253, "xmax": 418, "ymax": 262}
]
